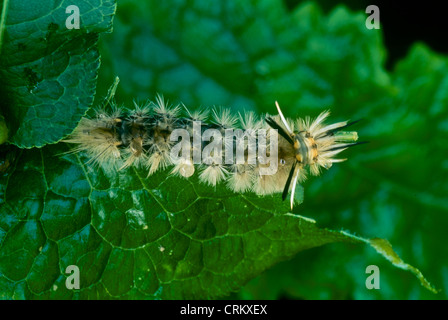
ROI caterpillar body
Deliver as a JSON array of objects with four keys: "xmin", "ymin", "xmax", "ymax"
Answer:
[{"xmin": 64, "ymin": 94, "xmax": 363, "ymax": 209}]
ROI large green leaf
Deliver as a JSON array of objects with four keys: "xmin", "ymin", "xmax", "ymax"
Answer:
[
  {"xmin": 0, "ymin": 0, "xmax": 116, "ymax": 148},
  {"xmin": 0, "ymin": 144, "xmax": 436, "ymax": 299}
]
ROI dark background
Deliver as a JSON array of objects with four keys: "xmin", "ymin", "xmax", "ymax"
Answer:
[{"xmin": 285, "ymin": 1, "xmax": 448, "ymax": 70}]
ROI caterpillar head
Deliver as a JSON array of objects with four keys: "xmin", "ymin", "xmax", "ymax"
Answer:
[{"xmin": 266, "ymin": 102, "xmax": 366, "ymax": 210}]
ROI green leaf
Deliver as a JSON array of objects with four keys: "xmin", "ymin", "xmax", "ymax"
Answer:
[
  {"xmin": 0, "ymin": 0, "xmax": 116, "ymax": 148},
  {"xmin": 0, "ymin": 145, "xmax": 436, "ymax": 299}
]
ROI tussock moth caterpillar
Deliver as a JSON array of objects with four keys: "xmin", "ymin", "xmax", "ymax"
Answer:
[{"xmin": 64, "ymin": 80, "xmax": 364, "ymax": 209}]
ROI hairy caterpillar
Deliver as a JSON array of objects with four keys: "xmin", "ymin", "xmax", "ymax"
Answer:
[{"xmin": 64, "ymin": 83, "xmax": 363, "ymax": 209}]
